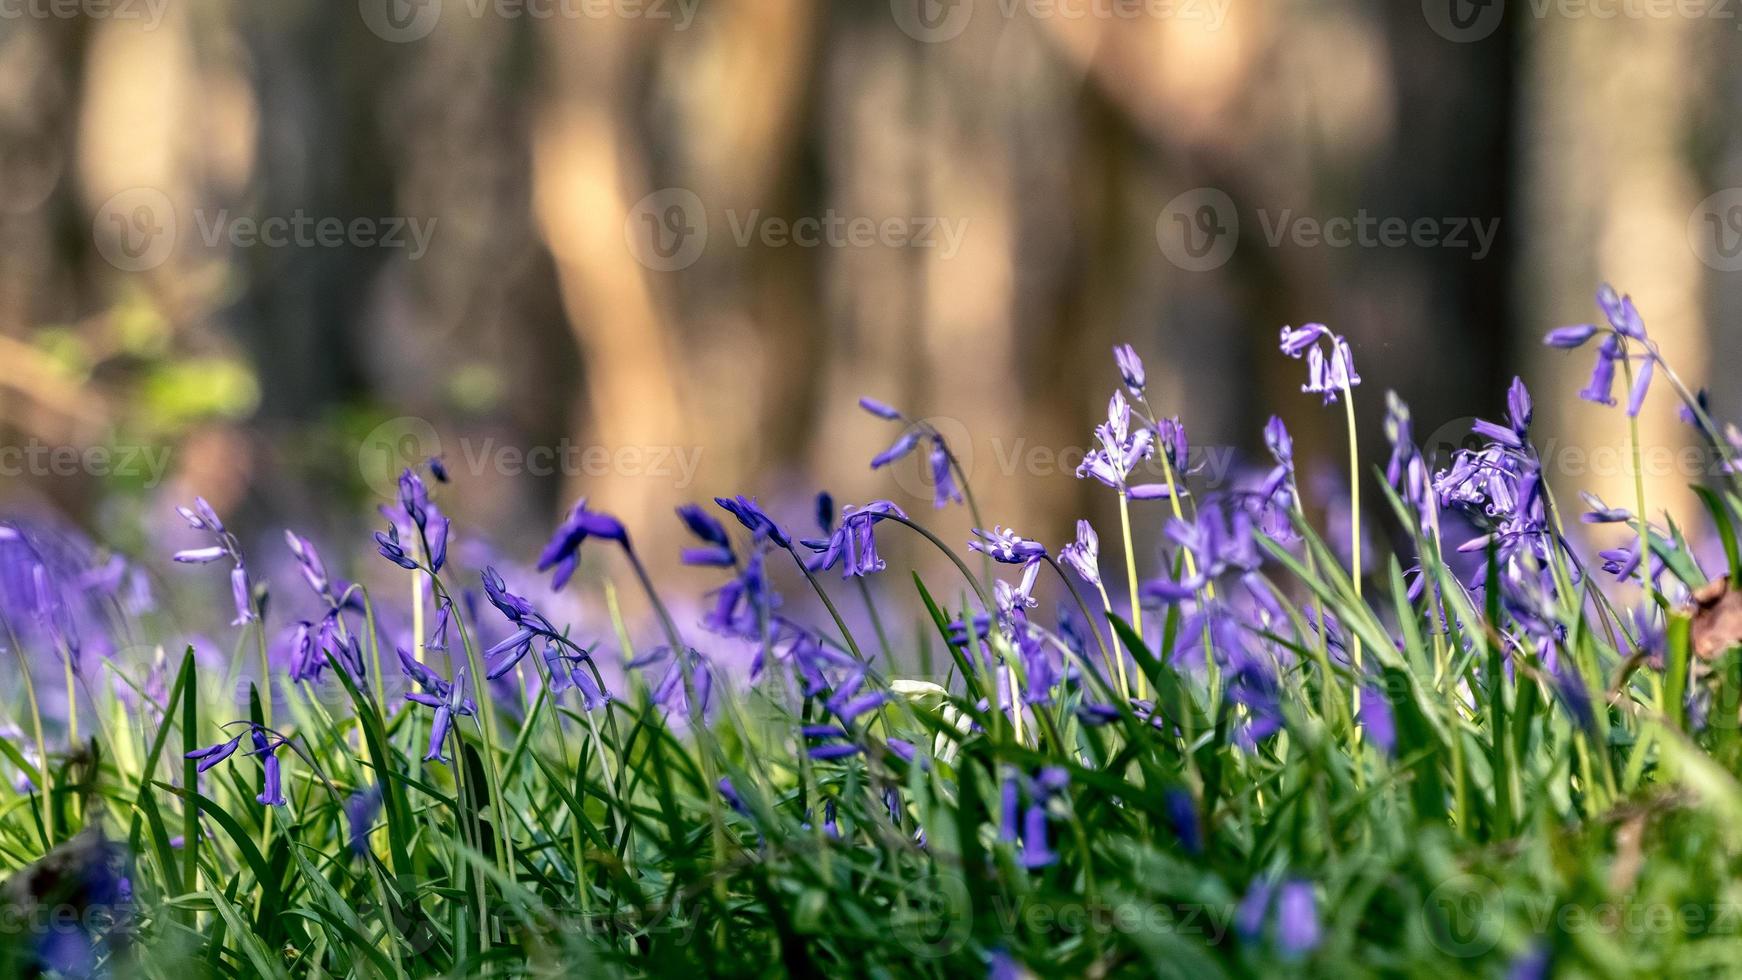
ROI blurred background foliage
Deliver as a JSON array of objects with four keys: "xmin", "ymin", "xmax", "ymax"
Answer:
[{"xmin": 2, "ymin": 0, "xmax": 1741, "ymax": 586}]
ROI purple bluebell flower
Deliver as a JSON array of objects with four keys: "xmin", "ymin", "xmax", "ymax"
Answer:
[
  {"xmin": 1141, "ymin": 495, "xmax": 1260, "ymax": 602},
  {"xmin": 185, "ymin": 733, "xmax": 243, "ymax": 773},
  {"xmin": 871, "ymin": 430, "xmax": 921, "ymax": 469},
  {"xmin": 928, "ymin": 438, "xmax": 963, "ymax": 509},
  {"xmin": 346, "ymin": 788, "xmax": 381, "ymax": 857},
  {"xmin": 1579, "ymin": 334, "xmax": 1622, "ymax": 406},
  {"xmin": 1164, "ymin": 787, "xmax": 1201, "ymax": 855},
  {"xmin": 714, "ymin": 496, "xmax": 791, "ymax": 548},
  {"xmin": 630, "ymin": 645, "xmax": 715, "ymax": 718},
  {"xmin": 804, "ymin": 725, "xmax": 861, "ymax": 760},
  {"xmin": 824, "ymin": 670, "xmax": 890, "ymax": 725},
  {"xmin": 1113, "ymin": 343, "xmax": 1145, "ymax": 393},
  {"xmin": 1279, "ymin": 323, "xmax": 1360, "ymax": 404},
  {"xmin": 1359, "ymin": 685, "xmax": 1397, "ymax": 756},
  {"xmin": 676, "ymin": 503, "xmax": 735, "ymax": 566},
  {"xmin": 1543, "ymin": 323, "xmax": 1598, "ymax": 348},
  {"xmin": 815, "ymin": 492, "xmax": 835, "ymax": 533},
  {"xmin": 250, "ymin": 727, "xmax": 287, "ymax": 806},
  {"xmin": 172, "ymin": 546, "xmax": 228, "ymax": 564},
  {"xmin": 400, "ymin": 649, "xmax": 477, "ymax": 764},
  {"xmin": 1238, "ymin": 877, "xmax": 1321, "ymax": 957},
  {"xmin": 804, "ymin": 500, "xmax": 907, "ymax": 578},
  {"xmin": 704, "ymin": 547, "xmax": 778, "ymax": 639},
  {"xmin": 426, "ymin": 512, "xmax": 449, "ymax": 574},
  {"xmin": 858, "ymin": 396, "xmax": 903, "ymax": 420},
  {"xmin": 1471, "ymin": 377, "xmax": 1533, "ymax": 448},
  {"xmin": 374, "ymin": 525, "xmax": 419, "ymax": 571},
  {"xmin": 174, "ymin": 498, "xmax": 256, "ymax": 630},
  {"xmin": 1626, "ymin": 352, "xmax": 1654, "ymax": 417},
  {"xmin": 968, "ymin": 526, "xmax": 1046, "ymax": 565},
  {"xmin": 482, "ymin": 566, "xmax": 536, "ymax": 624},
  {"xmin": 1059, "ymin": 520, "xmax": 1100, "ymax": 587},
  {"xmin": 539, "ymin": 498, "xmax": 628, "ymax": 591},
  {"xmin": 1156, "ymin": 416, "xmax": 1193, "ymax": 476},
  {"xmin": 1382, "ymin": 393, "xmax": 1434, "ymax": 517},
  {"xmin": 1126, "ymin": 483, "xmax": 1178, "ymax": 500},
  {"xmin": 1077, "ymin": 391, "xmax": 1154, "ymax": 491},
  {"xmin": 1597, "ymin": 282, "xmax": 1647, "ymax": 339},
  {"xmin": 284, "ymin": 530, "xmax": 333, "ymax": 603},
  {"xmin": 1580, "ymin": 492, "xmax": 1632, "ymax": 525},
  {"xmin": 541, "ymin": 642, "xmax": 613, "ymax": 711},
  {"xmin": 398, "ymin": 470, "xmax": 430, "ymax": 530},
  {"xmin": 1275, "ymin": 880, "xmax": 1322, "ymax": 957},
  {"xmin": 222, "ymin": 566, "xmax": 254, "ymax": 627}
]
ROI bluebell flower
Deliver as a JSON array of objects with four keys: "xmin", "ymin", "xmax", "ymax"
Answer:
[
  {"xmin": 346, "ymin": 787, "xmax": 381, "ymax": 857},
  {"xmin": 703, "ymin": 547, "xmax": 777, "ymax": 639},
  {"xmin": 803, "ymin": 725, "xmax": 861, "ymax": 760},
  {"xmin": 1000, "ymin": 767, "xmax": 1068, "ymax": 869},
  {"xmin": 815, "ymin": 492, "xmax": 835, "ymax": 534},
  {"xmin": 677, "ymin": 502, "xmax": 735, "ymax": 567},
  {"xmin": 824, "ymin": 670, "xmax": 889, "ymax": 725},
  {"xmin": 1275, "ymin": 880, "xmax": 1322, "ymax": 957},
  {"xmin": 398, "ymin": 470, "xmax": 430, "ymax": 530},
  {"xmin": 871, "ymin": 430, "xmax": 921, "ymax": 469},
  {"xmin": 1238, "ymin": 877, "xmax": 1321, "ymax": 957},
  {"xmin": 538, "ymin": 498, "xmax": 629, "ymax": 591},
  {"xmin": 858, "ymin": 396, "xmax": 903, "ymax": 420},
  {"xmin": 1279, "ymin": 323, "xmax": 1360, "ymax": 404},
  {"xmin": 1382, "ymin": 393, "xmax": 1433, "ymax": 517},
  {"xmin": 1077, "ymin": 391, "xmax": 1154, "ymax": 491},
  {"xmin": 1164, "ymin": 787, "xmax": 1202, "ymax": 855},
  {"xmin": 928, "ymin": 438, "xmax": 963, "ymax": 509},
  {"xmin": 714, "ymin": 496, "xmax": 791, "ymax": 548},
  {"xmin": 1141, "ymin": 496, "xmax": 1259, "ymax": 602},
  {"xmin": 189, "ymin": 724, "xmax": 286, "ymax": 806},
  {"xmin": 482, "ymin": 566, "xmax": 537, "ymax": 624},
  {"xmin": 1113, "ymin": 343, "xmax": 1145, "ymax": 393},
  {"xmin": 399, "ymin": 648, "xmax": 477, "ymax": 764},
  {"xmin": 1359, "ymin": 685, "xmax": 1397, "ymax": 756},
  {"xmin": 1059, "ymin": 520, "xmax": 1100, "ymax": 587},
  {"xmin": 374, "ymin": 525, "xmax": 419, "ymax": 571},
  {"xmin": 542, "ymin": 642, "xmax": 613, "ymax": 711},
  {"xmin": 284, "ymin": 530, "xmax": 334, "ymax": 605},
  {"xmin": 185, "ymin": 732, "xmax": 243, "ymax": 773},
  {"xmin": 630, "ymin": 645, "xmax": 715, "ymax": 717},
  {"xmin": 968, "ymin": 526, "xmax": 1046, "ymax": 565},
  {"xmin": 173, "ymin": 498, "xmax": 256, "ymax": 628},
  {"xmin": 804, "ymin": 500, "xmax": 907, "ymax": 578}
]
